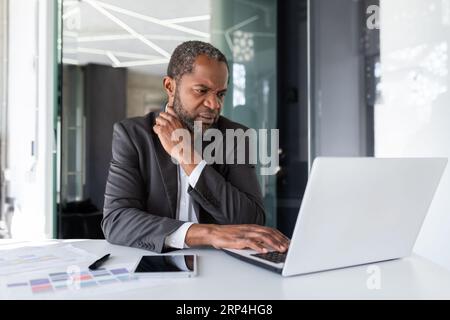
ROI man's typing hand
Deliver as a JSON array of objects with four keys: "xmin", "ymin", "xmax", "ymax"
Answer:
[{"xmin": 185, "ymin": 224, "xmax": 290, "ymax": 253}]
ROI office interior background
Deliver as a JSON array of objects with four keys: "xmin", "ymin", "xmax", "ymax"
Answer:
[{"xmin": 0, "ymin": 0, "xmax": 449, "ymax": 271}]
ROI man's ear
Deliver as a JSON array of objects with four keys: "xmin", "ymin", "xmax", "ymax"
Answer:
[{"xmin": 163, "ymin": 76, "xmax": 176, "ymax": 100}]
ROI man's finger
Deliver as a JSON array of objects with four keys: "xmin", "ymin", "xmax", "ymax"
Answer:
[
  {"xmin": 270, "ymin": 228, "xmax": 291, "ymax": 243},
  {"xmin": 159, "ymin": 112, "xmax": 177, "ymax": 122},
  {"xmin": 155, "ymin": 117, "xmax": 169, "ymax": 126},
  {"xmin": 244, "ymin": 226, "xmax": 290, "ymax": 249},
  {"xmin": 254, "ymin": 225, "xmax": 289, "ymax": 241},
  {"xmin": 260, "ymin": 229, "xmax": 290, "ymax": 249},
  {"xmin": 246, "ymin": 231, "xmax": 285, "ymax": 252},
  {"xmin": 259, "ymin": 226, "xmax": 290, "ymax": 245},
  {"xmin": 166, "ymin": 108, "xmax": 180, "ymax": 121},
  {"xmin": 166, "ymin": 105, "xmax": 177, "ymax": 116},
  {"xmin": 245, "ymin": 239, "xmax": 268, "ymax": 254}
]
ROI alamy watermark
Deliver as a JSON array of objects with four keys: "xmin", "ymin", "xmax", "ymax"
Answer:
[
  {"xmin": 171, "ymin": 121, "xmax": 279, "ymax": 176},
  {"xmin": 366, "ymin": 4, "xmax": 380, "ymax": 30},
  {"xmin": 366, "ymin": 265, "xmax": 382, "ymax": 290},
  {"xmin": 66, "ymin": 264, "xmax": 82, "ymax": 291}
]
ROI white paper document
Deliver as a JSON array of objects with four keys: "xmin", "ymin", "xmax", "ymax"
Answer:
[
  {"xmin": 0, "ymin": 243, "xmax": 99, "ymax": 276},
  {"xmin": 0, "ymin": 262, "xmax": 174, "ymax": 299}
]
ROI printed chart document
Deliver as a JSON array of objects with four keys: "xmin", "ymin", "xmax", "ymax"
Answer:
[
  {"xmin": 0, "ymin": 243, "xmax": 99, "ymax": 276},
  {"xmin": 0, "ymin": 242, "xmax": 180, "ymax": 299},
  {"xmin": 0, "ymin": 263, "xmax": 177, "ymax": 299}
]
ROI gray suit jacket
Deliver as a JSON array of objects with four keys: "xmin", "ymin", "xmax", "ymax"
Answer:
[{"xmin": 102, "ymin": 111, "xmax": 265, "ymax": 253}]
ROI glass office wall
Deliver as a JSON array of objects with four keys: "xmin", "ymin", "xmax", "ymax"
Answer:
[
  {"xmin": 0, "ymin": 0, "xmax": 8, "ymax": 238},
  {"xmin": 309, "ymin": 0, "xmax": 379, "ymax": 162},
  {"xmin": 1, "ymin": 0, "xmax": 57, "ymax": 239},
  {"xmin": 210, "ymin": 0, "xmax": 278, "ymax": 227},
  {"xmin": 307, "ymin": 0, "xmax": 450, "ymax": 270},
  {"xmin": 376, "ymin": 0, "xmax": 450, "ymax": 270}
]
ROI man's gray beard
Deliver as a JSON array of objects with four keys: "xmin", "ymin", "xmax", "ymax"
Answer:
[
  {"xmin": 173, "ymin": 91, "xmax": 196, "ymax": 133},
  {"xmin": 172, "ymin": 91, "xmax": 206, "ymax": 155}
]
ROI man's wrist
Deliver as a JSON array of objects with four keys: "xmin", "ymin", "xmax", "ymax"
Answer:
[
  {"xmin": 185, "ymin": 224, "xmax": 219, "ymax": 247},
  {"xmin": 165, "ymin": 222, "xmax": 195, "ymax": 249}
]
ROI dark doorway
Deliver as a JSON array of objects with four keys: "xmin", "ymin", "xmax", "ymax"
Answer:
[
  {"xmin": 277, "ymin": 0, "xmax": 309, "ymax": 238},
  {"xmin": 277, "ymin": 0, "xmax": 378, "ymax": 237}
]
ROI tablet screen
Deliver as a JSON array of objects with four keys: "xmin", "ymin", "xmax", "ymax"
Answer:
[{"xmin": 134, "ymin": 255, "xmax": 195, "ymax": 273}]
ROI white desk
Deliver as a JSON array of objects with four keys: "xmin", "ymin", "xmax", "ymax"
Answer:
[{"xmin": 2, "ymin": 239, "xmax": 450, "ymax": 299}]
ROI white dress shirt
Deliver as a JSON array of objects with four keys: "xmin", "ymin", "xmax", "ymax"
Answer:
[{"xmin": 164, "ymin": 160, "xmax": 207, "ymax": 248}]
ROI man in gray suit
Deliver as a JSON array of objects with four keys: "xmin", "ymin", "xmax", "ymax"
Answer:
[{"xmin": 102, "ymin": 41, "xmax": 289, "ymax": 254}]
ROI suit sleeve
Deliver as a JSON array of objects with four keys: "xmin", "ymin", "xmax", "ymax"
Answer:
[
  {"xmin": 188, "ymin": 146, "xmax": 266, "ymax": 225},
  {"xmin": 102, "ymin": 122, "xmax": 184, "ymax": 253}
]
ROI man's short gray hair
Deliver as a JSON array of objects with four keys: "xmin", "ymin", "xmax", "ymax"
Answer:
[{"xmin": 167, "ymin": 41, "xmax": 229, "ymax": 82}]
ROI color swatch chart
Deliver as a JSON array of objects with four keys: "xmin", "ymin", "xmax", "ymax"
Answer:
[{"xmin": 5, "ymin": 267, "xmax": 139, "ymax": 295}]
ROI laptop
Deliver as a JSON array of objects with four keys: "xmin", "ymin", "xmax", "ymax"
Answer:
[{"xmin": 224, "ymin": 157, "xmax": 447, "ymax": 276}]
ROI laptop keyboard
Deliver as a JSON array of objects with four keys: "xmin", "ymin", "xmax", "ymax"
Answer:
[{"xmin": 251, "ymin": 251, "xmax": 287, "ymax": 264}]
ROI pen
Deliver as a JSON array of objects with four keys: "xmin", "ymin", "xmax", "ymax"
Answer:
[{"xmin": 88, "ymin": 253, "xmax": 111, "ymax": 270}]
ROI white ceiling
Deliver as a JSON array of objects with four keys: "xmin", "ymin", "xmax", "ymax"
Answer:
[{"xmin": 62, "ymin": 0, "xmax": 211, "ymax": 75}]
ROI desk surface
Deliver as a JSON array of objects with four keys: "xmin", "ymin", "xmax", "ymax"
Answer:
[{"xmin": 2, "ymin": 239, "xmax": 450, "ymax": 299}]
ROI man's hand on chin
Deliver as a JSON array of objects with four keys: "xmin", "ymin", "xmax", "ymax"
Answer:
[{"xmin": 153, "ymin": 106, "xmax": 202, "ymax": 175}]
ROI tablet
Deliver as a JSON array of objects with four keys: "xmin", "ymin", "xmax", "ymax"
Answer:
[{"xmin": 132, "ymin": 254, "xmax": 197, "ymax": 278}]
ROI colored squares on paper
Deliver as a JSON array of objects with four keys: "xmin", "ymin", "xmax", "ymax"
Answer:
[
  {"xmin": 49, "ymin": 272, "xmax": 69, "ymax": 282},
  {"xmin": 97, "ymin": 278, "xmax": 118, "ymax": 285},
  {"xmin": 31, "ymin": 284, "xmax": 53, "ymax": 294},
  {"xmin": 29, "ymin": 278, "xmax": 52, "ymax": 294},
  {"xmin": 6, "ymin": 267, "xmax": 137, "ymax": 295},
  {"xmin": 54, "ymin": 284, "xmax": 69, "ymax": 291},
  {"xmin": 80, "ymin": 281, "xmax": 97, "ymax": 288},
  {"xmin": 30, "ymin": 278, "xmax": 50, "ymax": 286},
  {"xmin": 117, "ymin": 275, "xmax": 138, "ymax": 282},
  {"xmin": 110, "ymin": 268, "xmax": 128, "ymax": 275},
  {"xmin": 7, "ymin": 282, "xmax": 28, "ymax": 288},
  {"xmin": 72, "ymin": 274, "xmax": 93, "ymax": 281},
  {"xmin": 91, "ymin": 269, "xmax": 110, "ymax": 277}
]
